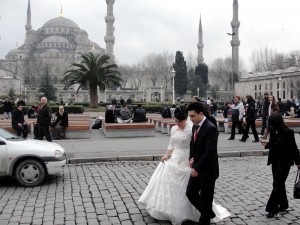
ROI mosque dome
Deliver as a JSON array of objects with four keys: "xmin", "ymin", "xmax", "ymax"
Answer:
[
  {"xmin": 42, "ymin": 17, "xmax": 80, "ymax": 29},
  {"xmin": 7, "ymin": 48, "xmax": 21, "ymax": 56}
]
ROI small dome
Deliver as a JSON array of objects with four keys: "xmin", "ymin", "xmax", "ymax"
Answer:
[
  {"xmin": 273, "ymin": 69, "xmax": 285, "ymax": 75},
  {"xmin": 87, "ymin": 47, "xmax": 102, "ymax": 56},
  {"xmin": 6, "ymin": 48, "xmax": 22, "ymax": 56},
  {"xmin": 41, "ymin": 35, "xmax": 70, "ymax": 43},
  {"xmin": 42, "ymin": 17, "xmax": 80, "ymax": 29},
  {"xmin": 285, "ymin": 67, "xmax": 299, "ymax": 73}
]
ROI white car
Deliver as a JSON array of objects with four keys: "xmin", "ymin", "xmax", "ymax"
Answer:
[{"xmin": 0, "ymin": 127, "xmax": 67, "ymax": 187}]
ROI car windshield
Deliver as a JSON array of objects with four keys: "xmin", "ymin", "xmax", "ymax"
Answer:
[{"xmin": 0, "ymin": 127, "xmax": 22, "ymax": 140}]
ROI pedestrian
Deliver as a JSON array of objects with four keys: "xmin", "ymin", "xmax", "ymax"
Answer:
[
  {"xmin": 51, "ymin": 106, "xmax": 68, "ymax": 139},
  {"xmin": 261, "ymin": 113, "xmax": 300, "ymax": 218},
  {"xmin": 192, "ymin": 96, "xmax": 201, "ymax": 102},
  {"xmin": 228, "ymin": 96, "xmax": 245, "ymax": 140},
  {"xmin": 11, "ymin": 104, "xmax": 29, "ymax": 138},
  {"xmin": 169, "ymin": 104, "xmax": 176, "ymax": 118},
  {"xmin": 138, "ymin": 105, "xmax": 230, "ymax": 224},
  {"xmin": 239, "ymin": 95, "xmax": 259, "ymax": 142},
  {"xmin": 258, "ymin": 92, "xmax": 270, "ymax": 137},
  {"xmin": 210, "ymin": 99, "xmax": 218, "ymax": 117},
  {"xmin": 261, "ymin": 95, "xmax": 279, "ymax": 139},
  {"xmin": 2, "ymin": 97, "xmax": 13, "ymax": 119},
  {"xmin": 37, "ymin": 97, "xmax": 52, "ymax": 142}
]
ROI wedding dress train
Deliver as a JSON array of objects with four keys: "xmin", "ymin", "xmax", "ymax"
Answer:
[{"xmin": 138, "ymin": 124, "xmax": 230, "ymax": 224}]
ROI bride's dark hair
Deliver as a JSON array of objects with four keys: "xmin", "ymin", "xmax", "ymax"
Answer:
[{"xmin": 174, "ymin": 106, "xmax": 188, "ymax": 121}]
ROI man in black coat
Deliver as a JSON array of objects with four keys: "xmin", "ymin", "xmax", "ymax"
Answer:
[
  {"xmin": 259, "ymin": 92, "xmax": 270, "ymax": 136},
  {"xmin": 12, "ymin": 104, "xmax": 28, "ymax": 138},
  {"xmin": 3, "ymin": 97, "xmax": 13, "ymax": 119},
  {"xmin": 187, "ymin": 102, "xmax": 219, "ymax": 225},
  {"xmin": 133, "ymin": 104, "xmax": 146, "ymax": 122},
  {"xmin": 37, "ymin": 97, "xmax": 52, "ymax": 142}
]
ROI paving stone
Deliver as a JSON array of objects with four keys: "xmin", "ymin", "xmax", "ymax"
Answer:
[{"xmin": 1, "ymin": 158, "xmax": 300, "ymax": 224}]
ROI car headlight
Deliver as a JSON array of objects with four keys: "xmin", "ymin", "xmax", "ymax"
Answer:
[{"xmin": 54, "ymin": 150, "xmax": 63, "ymax": 158}]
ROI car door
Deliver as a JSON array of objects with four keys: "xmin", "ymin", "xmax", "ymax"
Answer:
[{"xmin": 0, "ymin": 140, "xmax": 7, "ymax": 175}]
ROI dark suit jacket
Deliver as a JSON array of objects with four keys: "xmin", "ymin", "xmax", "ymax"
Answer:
[
  {"xmin": 265, "ymin": 128, "xmax": 300, "ymax": 166},
  {"xmin": 190, "ymin": 119, "xmax": 219, "ymax": 180}
]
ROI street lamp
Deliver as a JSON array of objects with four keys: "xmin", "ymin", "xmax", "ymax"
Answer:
[
  {"xmin": 142, "ymin": 89, "xmax": 145, "ymax": 102},
  {"xmin": 104, "ymin": 89, "xmax": 107, "ymax": 103},
  {"xmin": 197, "ymin": 87, "xmax": 199, "ymax": 98},
  {"xmin": 160, "ymin": 85, "xmax": 163, "ymax": 102},
  {"xmin": 171, "ymin": 68, "xmax": 176, "ymax": 104},
  {"xmin": 149, "ymin": 89, "xmax": 151, "ymax": 102}
]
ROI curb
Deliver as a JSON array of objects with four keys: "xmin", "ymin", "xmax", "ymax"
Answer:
[{"xmin": 67, "ymin": 150, "xmax": 269, "ymax": 164}]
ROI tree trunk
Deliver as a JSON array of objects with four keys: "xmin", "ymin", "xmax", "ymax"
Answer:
[{"xmin": 89, "ymin": 87, "xmax": 98, "ymax": 108}]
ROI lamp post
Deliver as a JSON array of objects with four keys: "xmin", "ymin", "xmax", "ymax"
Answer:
[
  {"xmin": 197, "ymin": 87, "xmax": 199, "ymax": 98},
  {"xmin": 149, "ymin": 89, "xmax": 151, "ymax": 102},
  {"xmin": 227, "ymin": 32, "xmax": 235, "ymax": 98},
  {"xmin": 104, "ymin": 89, "xmax": 107, "ymax": 103},
  {"xmin": 142, "ymin": 89, "xmax": 145, "ymax": 102},
  {"xmin": 160, "ymin": 85, "xmax": 163, "ymax": 102},
  {"xmin": 171, "ymin": 68, "xmax": 176, "ymax": 104}
]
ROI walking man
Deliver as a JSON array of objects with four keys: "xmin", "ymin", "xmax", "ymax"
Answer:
[{"xmin": 37, "ymin": 97, "xmax": 52, "ymax": 142}]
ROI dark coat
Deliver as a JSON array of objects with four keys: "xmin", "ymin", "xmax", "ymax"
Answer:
[
  {"xmin": 190, "ymin": 119, "xmax": 219, "ymax": 180},
  {"xmin": 265, "ymin": 128, "xmax": 300, "ymax": 166},
  {"xmin": 261, "ymin": 98, "xmax": 270, "ymax": 119},
  {"xmin": 3, "ymin": 100, "xmax": 13, "ymax": 112},
  {"xmin": 37, "ymin": 104, "xmax": 52, "ymax": 126},
  {"xmin": 53, "ymin": 111, "xmax": 68, "ymax": 127},
  {"xmin": 133, "ymin": 107, "xmax": 146, "ymax": 122},
  {"xmin": 245, "ymin": 100, "xmax": 256, "ymax": 121},
  {"xmin": 11, "ymin": 109, "xmax": 25, "ymax": 130},
  {"xmin": 105, "ymin": 110, "xmax": 115, "ymax": 123}
]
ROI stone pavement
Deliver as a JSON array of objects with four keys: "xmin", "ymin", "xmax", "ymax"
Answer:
[{"xmin": 1, "ymin": 156, "xmax": 300, "ymax": 225}]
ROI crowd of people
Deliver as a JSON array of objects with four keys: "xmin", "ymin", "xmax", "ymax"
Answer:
[
  {"xmin": 1, "ymin": 97, "xmax": 69, "ymax": 141},
  {"xmin": 2, "ymin": 94, "xmax": 300, "ymax": 224}
]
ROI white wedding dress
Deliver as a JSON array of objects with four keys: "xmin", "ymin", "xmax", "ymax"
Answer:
[{"xmin": 138, "ymin": 123, "xmax": 230, "ymax": 225}]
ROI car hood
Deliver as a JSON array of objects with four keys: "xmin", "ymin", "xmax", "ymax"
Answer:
[{"xmin": 6, "ymin": 139, "xmax": 65, "ymax": 157}]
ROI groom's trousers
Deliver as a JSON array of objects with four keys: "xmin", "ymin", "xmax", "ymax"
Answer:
[{"xmin": 186, "ymin": 176, "xmax": 216, "ymax": 225}]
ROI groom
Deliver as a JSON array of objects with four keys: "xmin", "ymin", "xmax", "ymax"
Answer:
[{"xmin": 186, "ymin": 102, "xmax": 219, "ymax": 225}]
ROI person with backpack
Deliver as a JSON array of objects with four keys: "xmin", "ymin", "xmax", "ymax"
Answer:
[
  {"xmin": 117, "ymin": 104, "xmax": 132, "ymax": 123},
  {"xmin": 161, "ymin": 104, "xmax": 171, "ymax": 118}
]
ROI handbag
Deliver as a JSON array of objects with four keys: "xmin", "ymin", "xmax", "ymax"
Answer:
[{"xmin": 294, "ymin": 169, "xmax": 300, "ymax": 199}]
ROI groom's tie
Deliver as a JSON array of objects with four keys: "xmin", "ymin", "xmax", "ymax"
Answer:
[{"xmin": 194, "ymin": 125, "xmax": 200, "ymax": 142}]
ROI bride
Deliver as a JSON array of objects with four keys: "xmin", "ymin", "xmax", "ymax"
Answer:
[{"xmin": 138, "ymin": 106, "xmax": 230, "ymax": 225}]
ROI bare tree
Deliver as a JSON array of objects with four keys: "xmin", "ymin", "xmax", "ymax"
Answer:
[
  {"xmin": 142, "ymin": 53, "xmax": 161, "ymax": 86},
  {"xmin": 248, "ymin": 47, "xmax": 299, "ymax": 72},
  {"xmin": 209, "ymin": 57, "xmax": 231, "ymax": 91},
  {"xmin": 118, "ymin": 64, "xmax": 132, "ymax": 88}
]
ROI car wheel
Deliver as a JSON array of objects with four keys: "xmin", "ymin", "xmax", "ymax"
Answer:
[{"xmin": 15, "ymin": 159, "xmax": 46, "ymax": 187}]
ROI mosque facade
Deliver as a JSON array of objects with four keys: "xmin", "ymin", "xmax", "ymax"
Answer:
[{"xmin": 0, "ymin": 0, "xmax": 112, "ymax": 104}]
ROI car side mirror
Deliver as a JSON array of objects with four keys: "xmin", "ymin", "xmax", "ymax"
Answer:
[{"xmin": 0, "ymin": 140, "xmax": 6, "ymax": 145}]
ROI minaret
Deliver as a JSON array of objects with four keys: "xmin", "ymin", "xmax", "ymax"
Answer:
[
  {"xmin": 105, "ymin": 0, "xmax": 115, "ymax": 60},
  {"xmin": 197, "ymin": 15, "xmax": 204, "ymax": 64},
  {"xmin": 231, "ymin": 0, "xmax": 240, "ymax": 76},
  {"xmin": 25, "ymin": 0, "xmax": 32, "ymax": 31}
]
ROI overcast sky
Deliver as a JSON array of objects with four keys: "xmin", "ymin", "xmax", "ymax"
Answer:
[{"xmin": 0, "ymin": 0, "xmax": 300, "ymax": 71}]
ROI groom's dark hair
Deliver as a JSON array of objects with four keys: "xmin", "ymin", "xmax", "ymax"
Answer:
[{"xmin": 187, "ymin": 102, "xmax": 204, "ymax": 114}]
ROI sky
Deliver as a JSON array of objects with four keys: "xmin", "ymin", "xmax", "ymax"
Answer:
[{"xmin": 0, "ymin": 0, "xmax": 300, "ymax": 72}]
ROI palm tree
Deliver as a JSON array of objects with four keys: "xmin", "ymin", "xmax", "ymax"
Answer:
[{"xmin": 63, "ymin": 53, "xmax": 122, "ymax": 108}]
